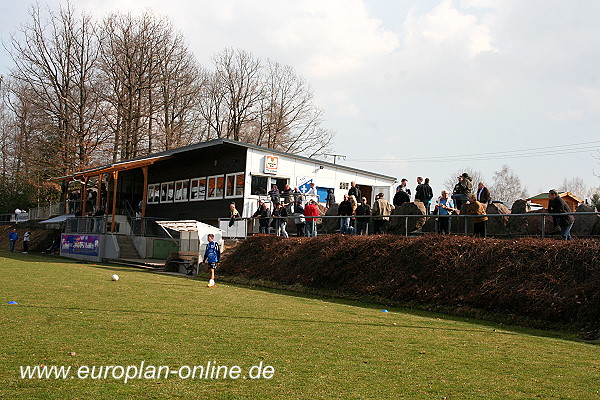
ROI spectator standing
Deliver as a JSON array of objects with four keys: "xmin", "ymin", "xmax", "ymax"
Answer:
[
  {"xmin": 293, "ymin": 199, "xmax": 306, "ymax": 237},
  {"xmin": 548, "ymin": 189, "xmax": 575, "ymax": 240},
  {"xmin": 252, "ymin": 200, "xmax": 271, "ymax": 234},
  {"xmin": 348, "ymin": 195, "xmax": 358, "ymax": 234},
  {"xmin": 268, "ymin": 185, "xmax": 280, "ymax": 204},
  {"xmin": 393, "ymin": 186, "xmax": 410, "ymax": 208},
  {"xmin": 228, "ymin": 202, "xmax": 241, "ymax": 227},
  {"xmin": 281, "ymin": 184, "xmax": 294, "ymax": 204},
  {"xmin": 355, "ymin": 197, "xmax": 371, "ymax": 235},
  {"xmin": 304, "ymin": 200, "xmax": 320, "ymax": 237},
  {"xmin": 325, "ymin": 189, "xmax": 335, "ymax": 209},
  {"xmin": 348, "ymin": 181, "xmax": 361, "ymax": 202},
  {"xmin": 23, "ymin": 231, "xmax": 31, "ymax": 253},
  {"xmin": 372, "ymin": 193, "xmax": 393, "ymax": 234},
  {"xmin": 465, "ymin": 194, "xmax": 488, "ymax": 237},
  {"xmin": 423, "ymin": 178, "xmax": 434, "ymax": 214},
  {"xmin": 414, "ymin": 176, "xmax": 425, "ymax": 202},
  {"xmin": 272, "ymin": 202, "xmax": 289, "ymax": 238},
  {"xmin": 477, "ymin": 182, "xmax": 491, "ymax": 206},
  {"xmin": 399, "ymin": 178, "xmax": 411, "ymax": 200},
  {"xmin": 338, "ymin": 194, "xmax": 353, "ymax": 234},
  {"xmin": 434, "ymin": 191, "xmax": 454, "ymax": 234},
  {"xmin": 8, "ymin": 229, "xmax": 18, "ymax": 252},
  {"xmin": 306, "ymin": 182, "xmax": 317, "ymax": 196}
]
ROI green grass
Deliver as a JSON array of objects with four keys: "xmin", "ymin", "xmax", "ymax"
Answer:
[{"xmin": 0, "ymin": 252, "xmax": 598, "ymax": 399}]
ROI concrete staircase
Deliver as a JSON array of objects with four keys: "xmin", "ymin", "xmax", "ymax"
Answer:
[{"xmin": 115, "ymin": 235, "xmax": 140, "ymax": 259}]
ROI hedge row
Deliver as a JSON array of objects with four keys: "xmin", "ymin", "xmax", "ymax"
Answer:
[{"xmin": 220, "ymin": 235, "xmax": 600, "ymax": 336}]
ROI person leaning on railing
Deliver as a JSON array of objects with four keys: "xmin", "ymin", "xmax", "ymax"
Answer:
[
  {"xmin": 465, "ymin": 193, "xmax": 488, "ymax": 238},
  {"xmin": 548, "ymin": 189, "xmax": 575, "ymax": 240},
  {"xmin": 304, "ymin": 199, "xmax": 320, "ymax": 237},
  {"xmin": 434, "ymin": 190, "xmax": 455, "ymax": 235}
]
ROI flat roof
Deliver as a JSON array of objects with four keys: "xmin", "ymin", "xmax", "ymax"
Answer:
[{"xmin": 51, "ymin": 138, "xmax": 397, "ymax": 182}]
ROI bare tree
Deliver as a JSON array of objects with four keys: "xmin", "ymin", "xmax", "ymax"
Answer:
[
  {"xmin": 489, "ymin": 164, "xmax": 528, "ymax": 206},
  {"xmin": 255, "ymin": 60, "xmax": 333, "ymax": 156},
  {"xmin": 153, "ymin": 28, "xmax": 204, "ymax": 150},
  {"xmin": 7, "ymin": 3, "xmax": 103, "ymax": 174},
  {"xmin": 559, "ymin": 177, "xmax": 588, "ymax": 200},
  {"xmin": 198, "ymin": 69, "xmax": 228, "ymax": 139},
  {"xmin": 98, "ymin": 11, "xmax": 205, "ymax": 158},
  {"xmin": 214, "ymin": 48, "xmax": 263, "ymax": 141},
  {"xmin": 444, "ymin": 167, "xmax": 485, "ymax": 193},
  {"xmin": 199, "ymin": 51, "xmax": 333, "ymax": 156}
]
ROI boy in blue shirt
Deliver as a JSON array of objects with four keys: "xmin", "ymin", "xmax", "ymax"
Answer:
[
  {"xmin": 203, "ymin": 233, "xmax": 220, "ymax": 287},
  {"xmin": 8, "ymin": 229, "xmax": 18, "ymax": 252}
]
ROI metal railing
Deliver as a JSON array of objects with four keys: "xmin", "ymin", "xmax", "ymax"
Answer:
[
  {"xmin": 218, "ymin": 211, "xmax": 600, "ymax": 239},
  {"xmin": 64, "ymin": 216, "xmax": 108, "ymax": 234}
]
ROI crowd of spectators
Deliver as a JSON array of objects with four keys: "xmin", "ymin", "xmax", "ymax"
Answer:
[{"xmin": 249, "ymin": 176, "xmax": 576, "ymax": 240}]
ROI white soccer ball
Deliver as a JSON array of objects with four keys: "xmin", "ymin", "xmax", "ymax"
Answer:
[{"xmin": 111, "ymin": 274, "xmax": 119, "ymax": 281}]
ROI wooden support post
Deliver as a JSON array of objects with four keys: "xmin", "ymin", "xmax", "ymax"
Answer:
[
  {"xmin": 141, "ymin": 166, "xmax": 148, "ymax": 218},
  {"xmin": 96, "ymin": 175, "xmax": 102, "ymax": 211},
  {"xmin": 111, "ymin": 171, "xmax": 119, "ymax": 233},
  {"xmin": 81, "ymin": 176, "xmax": 89, "ymax": 216},
  {"xmin": 141, "ymin": 166, "xmax": 148, "ymax": 235}
]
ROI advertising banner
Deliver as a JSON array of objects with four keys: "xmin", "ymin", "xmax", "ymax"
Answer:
[{"xmin": 61, "ymin": 234, "xmax": 100, "ymax": 257}]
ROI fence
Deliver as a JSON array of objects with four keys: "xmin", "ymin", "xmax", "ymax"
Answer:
[{"xmin": 218, "ymin": 211, "xmax": 600, "ymax": 239}]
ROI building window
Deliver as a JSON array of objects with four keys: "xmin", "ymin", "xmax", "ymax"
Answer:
[
  {"xmin": 207, "ymin": 175, "xmax": 225, "ymax": 199},
  {"xmin": 225, "ymin": 172, "xmax": 245, "ymax": 198},
  {"xmin": 160, "ymin": 182, "xmax": 169, "ymax": 203},
  {"xmin": 167, "ymin": 182, "xmax": 175, "ymax": 202},
  {"xmin": 251, "ymin": 175, "xmax": 268, "ymax": 196},
  {"xmin": 190, "ymin": 177, "xmax": 206, "ymax": 201},
  {"xmin": 174, "ymin": 180, "xmax": 189, "ymax": 202},
  {"xmin": 147, "ymin": 184, "xmax": 160, "ymax": 204},
  {"xmin": 235, "ymin": 174, "xmax": 245, "ymax": 196}
]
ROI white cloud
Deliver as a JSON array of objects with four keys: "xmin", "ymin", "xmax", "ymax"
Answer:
[
  {"xmin": 403, "ymin": 0, "xmax": 497, "ymax": 58},
  {"xmin": 269, "ymin": 0, "xmax": 399, "ymax": 79},
  {"xmin": 546, "ymin": 109, "xmax": 584, "ymax": 122}
]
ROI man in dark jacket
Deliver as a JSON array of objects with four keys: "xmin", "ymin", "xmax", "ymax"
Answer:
[
  {"xmin": 548, "ymin": 189, "xmax": 575, "ymax": 240},
  {"xmin": 415, "ymin": 177, "xmax": 434, "ymax": 214},
  {"xmin": 355, "ymin": 197, "xmax": 371, "ymax": 235},
  {"xmin": 476, "ymin": 182, "xmax": 491, "ymax": 205},
  {"xmin": 252, "ymin": 200, "xmax": 271, "ymax": 234},
  {"xmin": 338, "ymin": 194, "xmax": 354, "ymax": 234},
  {"xmin": 348, "ymin": 181, "xmax": 361, "ymax": 201},
  {"xmin": 393, "ymin": 186, "xmax": 410, "ymax": 208}
]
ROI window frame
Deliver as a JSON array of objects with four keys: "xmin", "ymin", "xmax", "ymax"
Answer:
[
  {"xmin": 174, "ymin": 179, "xmax": 190, "ymax": 202},
  {"xmin": 147, "ymin": 183, "xmax": 160, "ymax": 204},
  {"xmin": 225, "ymin": 172, "xmax": 245, "ymax": 199},
  {"xmin": 207, "ymin": 175, "xmax": 225, "ymax": 200},
  {"xmin": 189, "ymin": 177, "xmax": 207, "ymax": 201}
]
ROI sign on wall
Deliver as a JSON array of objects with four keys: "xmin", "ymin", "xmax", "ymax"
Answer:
[
  {"xmin": 61, "ymin": 234, "xmax": 100, "ymax": 257},
  {"xmin": 264, "ymin": 155, "xmax": 279, "ymax": 174},
  {"xmin": 296, "ymin": 176, "xmax": 313, "ymax": 193}
]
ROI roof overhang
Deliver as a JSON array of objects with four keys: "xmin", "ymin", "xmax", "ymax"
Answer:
[
  {"xmin": 50, "ymin": 155, "xmax": 170, "ymax": 183},
  {"xmin": 39, "ymin": 214, "xmax": 75, "ymax": 224}
]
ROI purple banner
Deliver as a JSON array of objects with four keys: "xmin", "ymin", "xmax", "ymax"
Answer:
[{"xmin": 61, "ymin": 234, "xmax": 100, "ymax": 256}]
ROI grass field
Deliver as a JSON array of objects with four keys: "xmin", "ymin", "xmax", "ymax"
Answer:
[{"xmin": 1, "ymin": 252, "xmax": 598, "ymax": 399}]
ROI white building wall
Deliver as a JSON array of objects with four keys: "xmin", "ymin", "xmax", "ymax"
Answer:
[{"xmin": 243, "ymin": 148, "xmax": 396, "ymax": 217}]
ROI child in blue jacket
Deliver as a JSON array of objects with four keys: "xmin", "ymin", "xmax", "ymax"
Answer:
[{"xmin": 203, "ymin": 234, "xmax": 220, "ymax": 287}]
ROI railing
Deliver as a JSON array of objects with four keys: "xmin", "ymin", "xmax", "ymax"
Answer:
[
  {"xmin": 218, "ymin": 211, "xmax": 600, "ymax": 239},
  {"xmin": 129, "ymin": 217, "xmax": 176, "ymax": 238},
  {"xmin": 29, "ymin": 202, "xmax": 66, "ymax": 220},
  {"xmin": 64, "ymin": 216, "xmax": 108, "ymax": 234}
]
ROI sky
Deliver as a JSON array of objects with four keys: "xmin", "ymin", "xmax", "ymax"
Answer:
[{"xmin": 1, "ymin": 0, "xmax": 599, "ymax": 200}]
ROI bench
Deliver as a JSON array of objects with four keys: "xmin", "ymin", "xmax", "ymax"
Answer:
[{"xmin": 165, "ymin": 251, "xmax": 199, "ymax": 275}]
